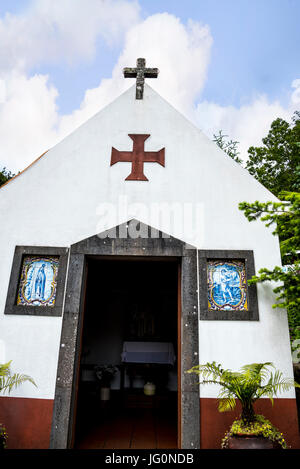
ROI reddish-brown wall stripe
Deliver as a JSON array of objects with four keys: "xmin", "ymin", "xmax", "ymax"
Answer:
[
  {"xmin": 200, "ymin": 397, "xmax": 300, "ymax": 449},
  {"xmin": 0, "ymin": 396, "xmax": 53, "ymax": 449},
  {"xmin": 0, "ymin": 396, "xmax": 299, "ymax": 449}
]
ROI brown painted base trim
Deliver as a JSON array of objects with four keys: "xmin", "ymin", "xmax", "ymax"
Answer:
[
  {"xmin": 1, "ymin": 395, "xmax": 299, "ymax": 450},
  {"xmin": 200, "ymin": 397, "xmax": 300, "ymax": 449},
  {"xmin": 0, "ymin": 396, "xmax": 53, "ymax": 449}
]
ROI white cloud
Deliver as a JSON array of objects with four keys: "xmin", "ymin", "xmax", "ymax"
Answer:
[
  {"xmin": 0, "ymin": 72, "xmax": 59, "ymax": 172},
  {"xmin": 0, "ymin": 11, "xmax": 214, "ymax": 173},
  {"xmin": 0, "ymin": 0, "xmax": 140, "ymax": 73},
  {"xmin": 0, "ymin": 4, "xmax": 298, "ymax": 174},
  {"xmin": 117, "ymin": 14, "xmax": 213, "ymax": 115},
  {"xmin": 58, "ymin": 13, "xmax": 213, "ymax": 139},
  {"xmin": 194, "ymin": 81, "xmax": 300, "ymax": 163},
  {"xmin": 0, "ymin": 0, "xmax": 141, "ymax": 172},
  {"xmin": 291, "ymin": 79, "xmax": 300, "ymax": 106}
]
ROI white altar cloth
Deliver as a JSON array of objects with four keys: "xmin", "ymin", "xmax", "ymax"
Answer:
[{"xmin": 121, "ymin": 341, "xmax": 176, "ymax": 365}]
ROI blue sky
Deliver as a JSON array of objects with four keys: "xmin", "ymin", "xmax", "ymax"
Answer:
[{"xmin": 0, "ymin": 0, "xmax": 299, "ymax": 172}]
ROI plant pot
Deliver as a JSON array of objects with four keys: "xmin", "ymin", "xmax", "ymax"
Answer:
[
  {"xmin": 227, "ymin": 435, "xmax": 281, "ymax": 449},
  {"xmin": 144, "ymin": 382, "xmax": 156, "ymax": 396},
  {"xmin": 100, "ymin": 387, "xmax": 110, "ymax": 401}
]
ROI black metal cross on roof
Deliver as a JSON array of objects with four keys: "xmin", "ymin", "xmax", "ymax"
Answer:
[{"xmin": 123, "ymin": 58, "xmax": 159, "ymax": 100}]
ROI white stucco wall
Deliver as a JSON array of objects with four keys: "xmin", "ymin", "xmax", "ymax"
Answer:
[{"xmin": 0, "ymin": 84, "xmax": 294, "ymax": 400}]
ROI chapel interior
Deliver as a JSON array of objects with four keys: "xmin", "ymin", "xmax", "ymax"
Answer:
[{"xmin": 74, "ymin": 257, "xmax": 179, "ymax": 449}]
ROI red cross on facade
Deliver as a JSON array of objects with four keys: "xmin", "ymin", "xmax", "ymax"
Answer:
[{"xmin": 110, "ymin": 134, "xmax": 165, "ymax": 181}]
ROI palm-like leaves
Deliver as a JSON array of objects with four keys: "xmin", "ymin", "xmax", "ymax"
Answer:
[
  {"xmin": 187, "ymin": 361, "xmax": 299, "ymax": 423},
  {"xmin": 0, "ymin": 361, "xmax": 36, "ymax": 395}
]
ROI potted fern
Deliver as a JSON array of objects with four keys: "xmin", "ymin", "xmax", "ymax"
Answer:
[
  {"xmin": 94, "ymin": 364, "xmax": 118, "ymax": 401},
  {"xmin": 0, "ymin": 360, "xmax": 36, "ymax": 449},
  {"xmin": 187, "ymin": 361, "xmax": 300, "ymax": 449}
]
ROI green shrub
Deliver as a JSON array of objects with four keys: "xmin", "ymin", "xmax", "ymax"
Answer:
[{"xmin": 0, "ymin": 424, "xmax": 8, "ymax": 449}]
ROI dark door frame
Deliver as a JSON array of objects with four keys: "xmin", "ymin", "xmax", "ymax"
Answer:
[{"xmin": 49, "ymin": 220, "xmax": 200, "ymax": 449}]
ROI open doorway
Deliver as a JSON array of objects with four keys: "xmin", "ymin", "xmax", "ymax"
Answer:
[{"xmin": 73, "ymin": 257, "xmax": 179, "ymax": 449}]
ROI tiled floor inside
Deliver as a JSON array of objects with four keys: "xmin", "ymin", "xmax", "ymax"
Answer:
[{"xmin": 74, "ymin": 390, "xmax": 178, "ymax": 449}]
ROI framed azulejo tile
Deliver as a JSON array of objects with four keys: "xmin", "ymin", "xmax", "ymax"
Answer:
[
  {"xmin": 17, "ymin": 256, "xmax": 60, "ymax": 307},
  {"xmin": 207, "ymin": 260, "xmax": 248, "ymax": 311},
  {"xmin": 4, "ymin": 246, "xmax": 69, "ymax": 316},
  {"xmin": 198, "ymin": 250, "xmax": 259, "ymax": 321}
]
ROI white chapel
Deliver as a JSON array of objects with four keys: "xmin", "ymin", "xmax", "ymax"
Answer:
[{"xmin": 0, "ymin": 59, "xmax": 298, "ymax": 449}]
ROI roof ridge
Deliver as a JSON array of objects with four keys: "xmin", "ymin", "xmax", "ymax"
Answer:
[{"xmin": 0, "ymin": 150, "xmax": 49, "ymax": 190}]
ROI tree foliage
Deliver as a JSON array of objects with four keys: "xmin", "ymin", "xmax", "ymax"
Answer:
[
  {"xmin": 0, "ymin": 167, "xmax": 15, "ymax": 188},
  {"xmin": 239, "ymin": 191, "xmax": 300, "ymax": 344},
  {"xmin": 213, "ymin": 130, "xmax": 243, "ymax": 164},
  {"xmin": 239, "ymin": 191, "xmax": 300, "ymax": 263},
  {"xmin": 245, "ymin": 111, "xmax": 300, "ymax": 197},
  {"xmin": 238, "ymin": 112, "xmax": 300, "ymax": 348}
]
